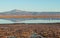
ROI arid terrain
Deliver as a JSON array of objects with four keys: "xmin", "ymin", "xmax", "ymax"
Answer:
[
  {"xmin": 0, "ymin": 23, "xmax": 60, "ymax": 38},
  {"xmin": 0, "ymin": 15, "xmax": 60, "ymax": 18}
]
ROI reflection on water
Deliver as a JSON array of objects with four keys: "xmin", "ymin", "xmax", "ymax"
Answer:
[
  {"xmin": 18, "ymin": 20, "xmax": 60, "ymax": 23},
  {"xmin": 0, "ymin": 18, "xmax": 60, "ymax": 24},
  {"xmin": 0, "ymin": 19, "xmax": 14, "ymax": 24}
]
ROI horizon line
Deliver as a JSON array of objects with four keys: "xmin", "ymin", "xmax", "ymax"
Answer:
[{"xmin": 0, "ymin": 9, "xmax": 60, "ymax": 12}]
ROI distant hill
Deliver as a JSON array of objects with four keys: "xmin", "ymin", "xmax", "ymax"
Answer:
[{"xmin": 0, "ymin": 9, "xmax": 60, "ymax": 15}]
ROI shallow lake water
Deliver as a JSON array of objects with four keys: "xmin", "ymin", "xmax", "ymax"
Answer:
[
  {"xmin": 0, "ymin": 19, "xmax": 14, "ymax": 24},
  {"xmin": 0, "ymin": 18, "xmax": 60, "ymax": 24}
]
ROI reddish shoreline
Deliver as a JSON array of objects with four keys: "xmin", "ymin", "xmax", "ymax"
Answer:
[
  {"xmin": 0, "ymin": 15, "xmax": 60, "ymax": 18},
  {"xmin": 0, "ymin": 23, "xmax": 60, "ymax": 38}
]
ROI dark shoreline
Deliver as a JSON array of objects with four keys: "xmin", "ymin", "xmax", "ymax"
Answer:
[{"xmin": 0, "ymin": 23, "xmax": 60, "ymax": 25}]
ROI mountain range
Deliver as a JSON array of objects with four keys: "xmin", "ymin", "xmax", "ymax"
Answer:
[{"xmin": 0, "ymin": 9, "xmax": 60, "ymax": 15}]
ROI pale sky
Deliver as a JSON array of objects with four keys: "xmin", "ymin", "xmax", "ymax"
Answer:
[{"xmin": 0, "ymin": 0, "xmax": 60, "ymax": 12}]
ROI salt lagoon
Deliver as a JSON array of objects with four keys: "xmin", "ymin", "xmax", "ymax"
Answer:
[{"xmin": 0, "ymin": 19, "xmax": 60, "ymax": 24}]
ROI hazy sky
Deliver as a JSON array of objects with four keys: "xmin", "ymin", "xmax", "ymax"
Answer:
[{"xmin": 0, "ymin": 0, "xmax": 60, "ymax": 12}]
